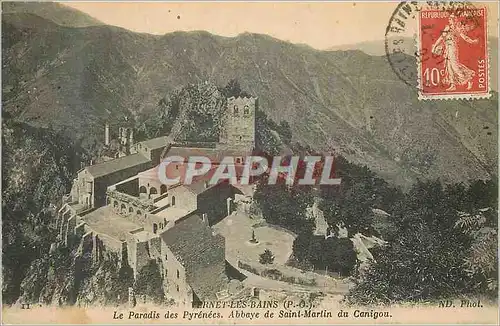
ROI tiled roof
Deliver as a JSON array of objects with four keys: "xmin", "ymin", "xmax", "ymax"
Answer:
[
  {"xmin": 167, "ymin": 147, "xmax": 220, "ymax": 160},
  {"xmin": 161, "ymin": 214, "xmax": 227, "ymax": 301},
  {"xmin": 166, "ymin": 146, "xmax": 248, "ymax": 162},
  {"xmin": 182, "ymin": 169, "xmax": 220, "ymax": 195},
  {"xmin": 86, "ymin": 153, "xmax": 150, "ymax": 178},
  {"xmin": 137, "ymin": 136, "xmax": 171, "ymax": 150},
  {"xmin": 180, "ymin": 166, "xmax": 241, "ymax": 195}
]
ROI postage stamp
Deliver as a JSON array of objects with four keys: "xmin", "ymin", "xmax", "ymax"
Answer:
[{"xmin": 417, "ymin": 5, "xmax": 490, "ymax": 99}]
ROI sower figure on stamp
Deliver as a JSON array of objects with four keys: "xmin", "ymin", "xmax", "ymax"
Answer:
[{"xmin": 431, "ymin": 14, "xmax": 479, "ymax": 91}]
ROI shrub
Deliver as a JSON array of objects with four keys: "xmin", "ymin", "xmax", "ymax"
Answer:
[
  {"xmin": 292, "ymin": 234, "xmax": 357, "ymax": 276},
  {"xmin": 259, "ymin": 249, "xmax": 275, "ymax": 265},
  {"xmin": 237, "ymin": 261, "xmax": 259, "ymax": 275},
  {"xmin": 262, "ymin": 268, "xmax": 282, "ymax": 280}
]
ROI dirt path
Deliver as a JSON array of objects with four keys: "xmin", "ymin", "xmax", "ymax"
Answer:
[{"xmin": 240, "ymin": 269, "xmax": 350, "ymax": 295}]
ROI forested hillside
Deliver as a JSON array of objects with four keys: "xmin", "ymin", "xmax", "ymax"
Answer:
[
  {"xmin": 253, "ymin": 156, "xmax": 498, "ymax": 303},
  {"xmin": 2, "ymin": 115, "xmax": 86, "ymax": 303}
]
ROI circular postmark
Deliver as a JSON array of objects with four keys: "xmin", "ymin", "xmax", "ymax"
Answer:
[
  {"xmin": 385, "ymin": 1, "xmax": 482, "ymax": 89},
  {"xmin": 385, "ymin": 2, "xmax": 421, "ymax": 88}
]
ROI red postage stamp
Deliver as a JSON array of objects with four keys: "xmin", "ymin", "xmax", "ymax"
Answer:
[{"xmin": 418, "ymin": 6, "xmax": 489, "ymax": 99}]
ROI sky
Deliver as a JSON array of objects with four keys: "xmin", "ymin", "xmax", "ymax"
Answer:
[{"xmin": 65, "ymin": 1, "xmax": 498, "ymax": 50}]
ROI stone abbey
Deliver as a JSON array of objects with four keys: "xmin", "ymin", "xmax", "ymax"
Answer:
[{"xmin": 57, "ymin": 96, "xmax": 257, "ymax": 306}]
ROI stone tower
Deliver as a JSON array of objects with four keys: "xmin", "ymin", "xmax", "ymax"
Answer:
[
  {"xmin": 219, "ymin": 96, "xmax": 257, "ymax": 151},
  {"xmin": 105, "ymin": 123, "xmax": 110, "ymax": 146},
  {"xmin": 118, "ymin": 127, "xmax": 134, "ymax": 155},
  {"xmin": 119, "ymin": 127, "xmax": 129, "ymax": 146}
]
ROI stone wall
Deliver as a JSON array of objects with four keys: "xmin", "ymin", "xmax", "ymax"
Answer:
[
  {"xmin": 197, "ymin": 183, "xmax": 234, "ymax": 225},
  {"xmin": 125, "ymin": 235, "xmax": 152, "ymax": 278},
  {"xmin": 96, "ymin": 232, "xmax": 125, "ymax": 255},
  {"xmin": 161, "ymin": 245, "xmax": 191, "ymax": 304},
  {"xmin": 74, "ymin": 170, "xmax": 93, "ymax": 209},
  {"xmin": 149, "ymin": 237, "xmax": 162, "ymax": 259},
  {"xmin": 167, "ymin": 186, "xmax": 197, "ymax": 212},
  {"xmin": 136, "ymin": 143, "xmax": 169, "ymax": 164},
  {"xmin": 135, "ymin": 241, "xmax": 151, "ymax": 277},
  {"xmin": 108, "ymin": 189, "xmax": 153, "ymax": 209},
  {"xmin": 57, "ymin": 204, "xmax": 82, "ymax": 246},
  {"xmin": 127, "ymin": 237, "xmax": 138, "ymax": 274},
  {"xmin": 150, "ymin": 147, "xmax": 166, "ymax": 165},
  {"xmin": 138, "ymin": 175, "xmax": 166, "ymax": 200},
  {"xmin": 70, "ymin": 177, "xmax": 79, "ymax": 203},
  {"xmin": 115, "ymin": 178, "xmax": 139, "ymax": 197},
  {"xmin": 92, "ymin": 160, "xmax": 155, "ymax": 208},
  {"xmin": 107, "ymin": 190, "xmax": 155, "ymax": 228}
]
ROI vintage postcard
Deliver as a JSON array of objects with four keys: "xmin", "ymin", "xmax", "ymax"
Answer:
[{"xmin": 1, "ymin": 1, "xmax": 498, "ymax": 325}]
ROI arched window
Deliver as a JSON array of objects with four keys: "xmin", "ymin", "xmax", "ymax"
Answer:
[
  {"xmin": 233, "ymin": 105, "xmax": 238, "ymax": 115},
  {"xmin": 171, "ymin": 196, "xmax": 176, "ymax": 206},
  {"xmin": 177, "ymin": 270, "xmax": 180, "ymax": 278},
  {"xmin": 139, "ymin": 186, "xmax": 147, "ymax": 194},
  {"xmin": 160, "ymin": 185, "xmax": 167, "ymax": 195},
  {"xmin": 113, "ymin": 200, "xmax": 118, "ymax": 208},
  {"xmin": 120, "ymin": 203, "xmax": 126, "ymax": 214},
  {"xmin": 129, "ymin": 207, "xmax": 134, "ymax": 213},
  {"xmin": 244, "ymin": 105, "xmax": 249, "ymax": 115},
  {"xmin": 150, "ymin": 187, "xmax": 157, "ymax": 195},
  {"xmin": 106, "ymin": 197, "xmax": 111, "ymax": 205},
  {"xmin": 137, "ymin": 210, "xmax": 142, "ymax": 216},
  {"xmin": 153, "ymin": 223, "xmax": 158, "ymax": 234}
]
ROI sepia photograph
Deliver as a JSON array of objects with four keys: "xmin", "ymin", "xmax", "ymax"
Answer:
[{"xmin": 1, "ymin": 1, "xmax": 498, "ymax": 324}]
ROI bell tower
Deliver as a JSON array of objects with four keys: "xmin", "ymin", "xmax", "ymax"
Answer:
[{"xmin": 219, "ymin": 96, "xmax": 256, "ymax": 151}]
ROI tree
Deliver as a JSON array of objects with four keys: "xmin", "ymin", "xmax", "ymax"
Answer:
[
  {"xmin": 253, "ymin": 177, "xmax": 315, "ymax": 235},
  {"xmin": 322, "ymin": 237, "xmax": 358, "ymax": 276},
  {"xmin": 221, "ymin": 79, "xmax": 252, "ymax": 98},
  {"xmin": 292, "ymin": 234, "xmax": 357, "ymax": 276},
  {"xmin": 345, "ymin": 221, "xmax": 470, "ymax": 305},
  {"xmin": 259, "ymin": 249, "xmax": 275, "ymax": 265},
  {"xmin": 2, "ymin": 119, "xmax": 86, "ymax": 304},
  {"xmin": 277, "ymin": 121, "xmax": 292, "ymax": 144},
  {"xmin": 454, "ymin": 209, "xmax": 498, "ymax": 296},
  {"xmin": 319, "ymin": 155, "xmax": 400, "ymax": 238},
  {"xmin": 255, "ymin": 109, "xmax": 283, "ymax": 156},
  {"xmin": 222, "ymin": 79, "xmax": 242, "ymax": 98},
  {"xmin": 345, "ymin": 178, "xmax": 498, "ymax": 305}
]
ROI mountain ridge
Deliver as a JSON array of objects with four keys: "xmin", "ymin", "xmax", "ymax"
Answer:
[
  {"xmin": 1, "ymin": 2, "xmax": 104, "ymax": 28},
  {"xmin": 328, "ymin": 36, "xmax": 498, "ymax": 91},
  {"xmin": 2, "ymin": 11, "xmax": 497, "ymax": 188}
]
